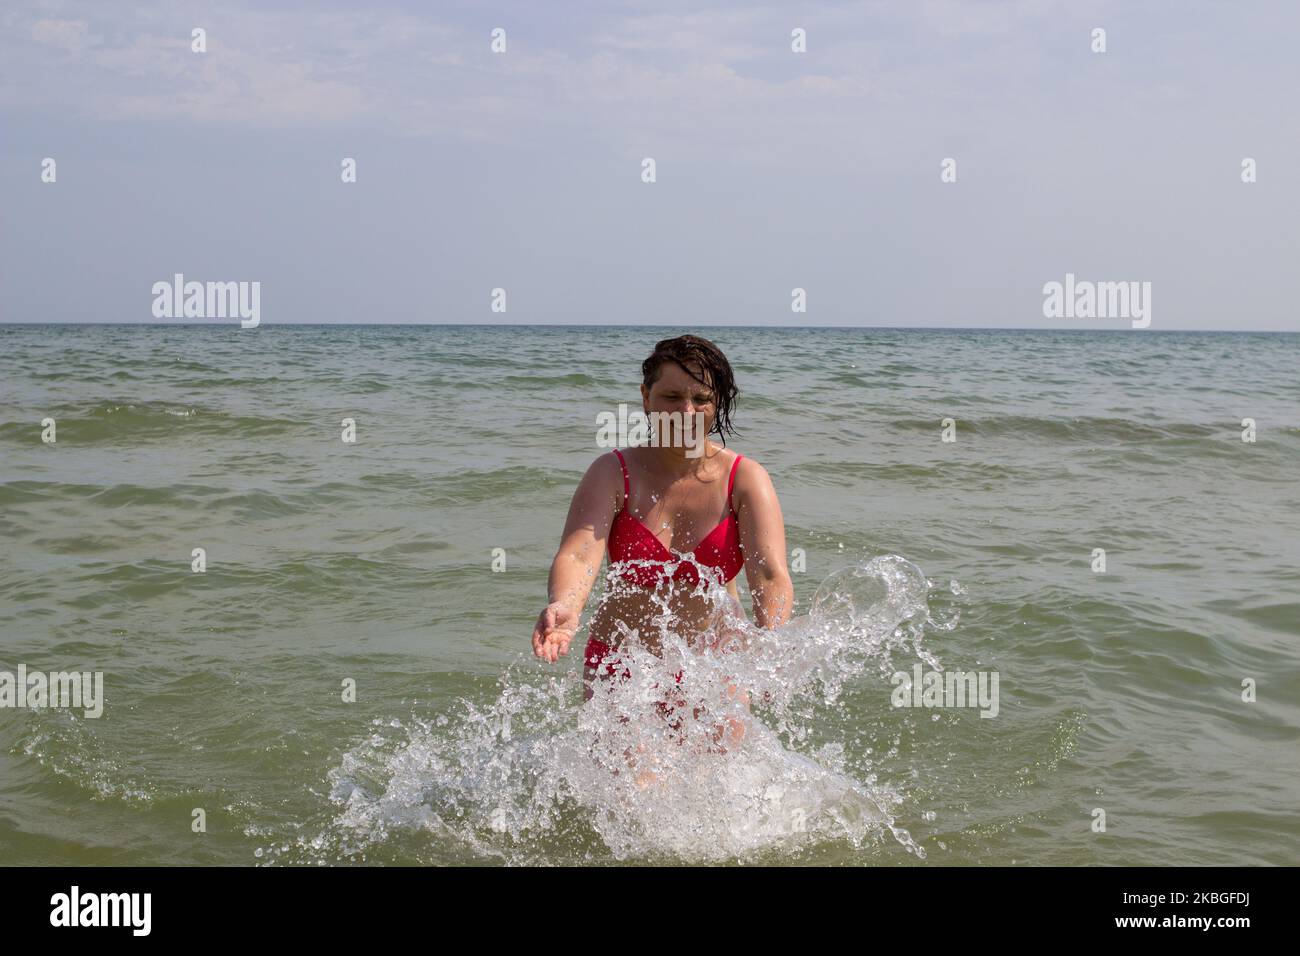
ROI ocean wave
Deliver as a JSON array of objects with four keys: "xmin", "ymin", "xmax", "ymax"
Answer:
[
  {"xmin": 888, "ymin": 415, "xmax": 1224, "ymax": 442},
  {"xmin": 0, "ymin": 402, "xmax": 302, "ymax": 445}
]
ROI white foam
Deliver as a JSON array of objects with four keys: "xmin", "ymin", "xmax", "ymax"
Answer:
[{"xmin": 325, "ymin": 555, "xmax": 948, "ymax": 863}]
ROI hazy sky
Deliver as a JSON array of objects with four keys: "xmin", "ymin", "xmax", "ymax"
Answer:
[{"xmin": 2, "ymin": 0, "xmax": 1297, "ymax": 330}]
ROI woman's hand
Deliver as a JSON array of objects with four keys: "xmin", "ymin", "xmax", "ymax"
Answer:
[
  {"xmin": 723, "ymin": 680, "xmax": 751, "ymax": 711},
  {"xmin": 701, "ymin": 680, "xmax": 751, "ymax": 753},
  {"xmin": 531, "ymin": 601, "xmax": 579, "ymax": 663}
]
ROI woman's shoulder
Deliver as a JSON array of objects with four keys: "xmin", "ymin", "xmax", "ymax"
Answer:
[
  {"xmin": 726, "ymin": 448, "xmax": 772, "ymax": 493},
  {"xmin": 583, "ymin": 448, "xmax": 627, "ymax": 495},
  {"xmin": 586, "ymin": 447, "xmax": 624, "ymax": 476},
  {"xmin": 727, "ymin": 446, "xmax": 764, "ymax": 473}
]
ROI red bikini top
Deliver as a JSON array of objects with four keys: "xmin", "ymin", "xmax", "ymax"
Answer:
[{"xmin": 606, "ymin": 448, "xmax": 745, "ymax": 590}]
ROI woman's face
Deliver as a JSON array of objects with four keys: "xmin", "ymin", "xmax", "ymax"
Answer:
[{"xmin": 642, "ymin": 361, "xmax": 715, "ymax": 450}]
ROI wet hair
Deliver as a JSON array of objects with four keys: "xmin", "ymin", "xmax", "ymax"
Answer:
[{"xmin": 641, "ymin": 335, "xmax": 739, "ymax": 443}]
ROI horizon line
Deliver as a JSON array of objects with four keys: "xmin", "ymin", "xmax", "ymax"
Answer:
[{"xmin": 1, "ymin": 322, "xmax": 1296, "ymax": 334}]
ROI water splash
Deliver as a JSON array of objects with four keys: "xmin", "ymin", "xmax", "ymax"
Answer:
[{"xmin": 316, "ymin": 555, "xmax": 955, "ymax": 864}]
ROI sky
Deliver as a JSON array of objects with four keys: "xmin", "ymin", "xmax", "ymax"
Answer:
[{"xmin": 2, "ymin": 0, "xmax": 1297, "ymax": 330}]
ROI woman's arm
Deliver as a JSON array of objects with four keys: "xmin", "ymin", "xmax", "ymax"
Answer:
[
  {"xmin": 708, "ymin": 456, "xmax": 794, "ymax": 723},
  {"xmin": 531, "ymin": 453, "xmax": 620, "ymax": 663},
  {"xmin": 734, "ymin": 457, "xmax": 795, "ymax": 630}
]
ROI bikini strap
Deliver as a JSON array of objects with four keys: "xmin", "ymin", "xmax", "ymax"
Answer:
[
  {"xmin": 611, "ymin": 448, "xmax": 630, "ymax": 505},
  {"xmin": 726, "ymin": 453, "xmax": 743, "ymax": 510}
]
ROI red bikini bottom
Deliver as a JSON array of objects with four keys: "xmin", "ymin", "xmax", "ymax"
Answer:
[{"xmin": 583, "ymin": 637, "xmax": 690, "ymax": 729}]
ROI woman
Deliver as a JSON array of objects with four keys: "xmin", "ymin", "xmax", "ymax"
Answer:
[{"xmin": 530, "ymin": 335, "xmax": 795, "ymax": 754}]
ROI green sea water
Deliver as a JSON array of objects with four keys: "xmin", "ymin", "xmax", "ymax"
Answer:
[{"xmin": 0, "ymin": 323, "xmax": 1297, "ymax": 865}]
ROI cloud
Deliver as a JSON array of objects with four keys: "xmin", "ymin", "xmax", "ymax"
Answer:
[
  {"xmin": 30, "ymin": 16, "xmax": 96, "ymax": 52},
  {"xmin": 5, "ymin": 6, "xmax": 434, "ymax": 127},
  {"xmin": 87, "ymin": 37, "xmax": 369, "ymax": 125},
  {"xmin": 4, "ymin": 0, "xmax": 1298, "ymax": 167}
]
